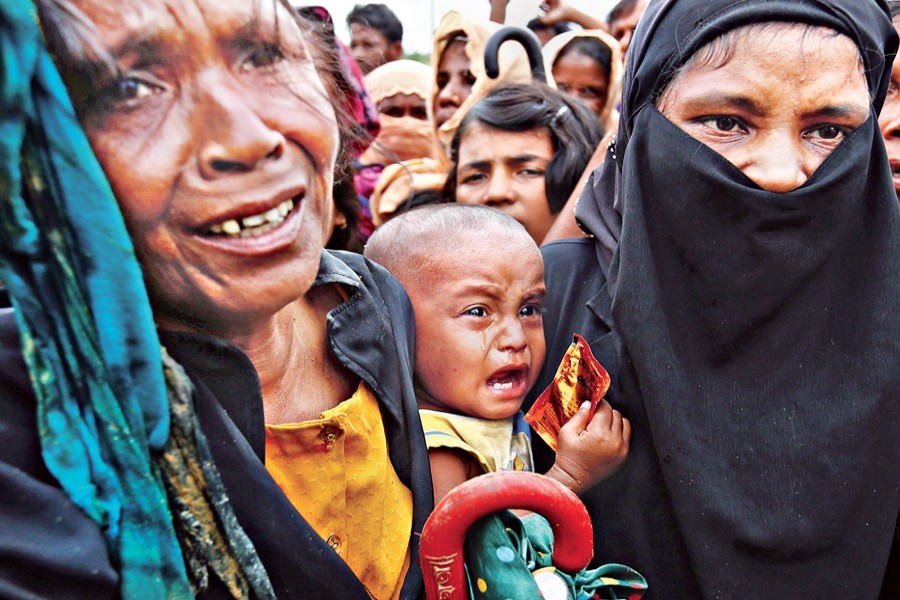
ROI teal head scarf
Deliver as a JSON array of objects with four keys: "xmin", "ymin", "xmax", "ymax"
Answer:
[{"xmin": 0, "ymin": 1, "xmax": 273, "ymax": 597}]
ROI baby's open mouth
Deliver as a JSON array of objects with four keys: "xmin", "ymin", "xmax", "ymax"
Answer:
[
  {"xmin": 487, "ymin": 366, "xmax": 527, "ymax": 391},
  {"xmin": 205, "ymin": 198, "xmax": 295, "ymax": 238}
]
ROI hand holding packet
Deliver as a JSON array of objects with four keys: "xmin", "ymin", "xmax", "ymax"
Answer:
[{"xmin": 525, "ymin": 334, "xmax": 610, "ymax": 451}]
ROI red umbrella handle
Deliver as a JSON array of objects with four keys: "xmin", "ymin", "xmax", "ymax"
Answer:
[{"xmin": 419, "ymin": 471, "xmax": 594, "ymax": 600}]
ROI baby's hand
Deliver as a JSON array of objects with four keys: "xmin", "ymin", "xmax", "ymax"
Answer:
[{"xmin": 545, "ymin": 399, "xmax": 630, "ymax": 494}]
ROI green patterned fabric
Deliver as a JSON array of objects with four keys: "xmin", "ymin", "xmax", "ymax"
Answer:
[
  {"xmin": 0, "ymin": 2, "xmax": 272, "ymax": 597},
  {"xmin": 464, "ymin": 511, "xmax": 648, "ymax": 600}
]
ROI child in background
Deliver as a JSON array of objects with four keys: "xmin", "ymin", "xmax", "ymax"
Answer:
[{"xmin": 365, "ymin": 204, "xmax": 630, "ymax": 503}]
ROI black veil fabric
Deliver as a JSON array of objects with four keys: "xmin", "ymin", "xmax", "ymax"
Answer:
[
  {"xmin": 576, "ymin": 0, "xmax": 899, "ymax": 273},
  {"xmin": 574, "ymin": 0, "xmax": 899, "ymax": 596}
]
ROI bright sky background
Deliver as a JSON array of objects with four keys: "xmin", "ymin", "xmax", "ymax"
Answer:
[{"xmin": 323, "ymin": 0, "xmax": 620, "ymax": 55}]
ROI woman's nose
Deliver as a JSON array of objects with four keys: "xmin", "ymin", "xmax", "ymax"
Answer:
[
  {"xmin": 880, "ymin": 114, "xmax": 900, "ymax": 153},
  {"xmin": 437, "ymin": 79, "xmax": 463, "ymax": 107},
  {"xmin": 741, "ymin": 135, "xmax": 809, "ymax": 193},
  {"xmin": 196, "ymin": 77, "xmax": 285, "ymax": 178}
]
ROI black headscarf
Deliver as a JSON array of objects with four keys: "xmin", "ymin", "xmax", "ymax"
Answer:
[
  {"xmin": 577, "ymin": 0, "xmax": 899, "ymax": 272},
  {"xmin": 581, "ymin": 0, "xmax": 899, "ymax": 596}
]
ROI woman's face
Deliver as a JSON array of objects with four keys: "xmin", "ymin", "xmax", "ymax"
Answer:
[
  {"xmin": 433, "ymin": 39, "xmax": 476, "ymax": 128},
  {"xmin": 878, "ymin": 16, "xmax": 900, "ymax": 201},
  {"xmin": 454, "ymin": 122, "xmax": 557, "ymax": 243},
  {"xmin": 552, "ymin": 51, "xmax": 609, "ymax": 120},
  {"xmin": 658, "ymin": 25, "xmax": 869, "ymax": 193},
  {"xmin": 62, "ymin": 0, "xmax": 339, "ymax": 333}
]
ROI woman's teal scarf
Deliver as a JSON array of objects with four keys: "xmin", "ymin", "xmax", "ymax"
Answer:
[{"xmin": 0, "ymin": 2, "xmax": 243, "ymax": 597}]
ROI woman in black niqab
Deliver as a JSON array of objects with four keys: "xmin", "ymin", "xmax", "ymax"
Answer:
[{"xmin": 531, "ymin": 0, "xmax": 900, "ymax": 596}]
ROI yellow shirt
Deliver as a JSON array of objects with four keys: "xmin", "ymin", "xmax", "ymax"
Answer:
[{"xmin": 265, "ymin": 382, "xmax": 413, "ymax": 599}]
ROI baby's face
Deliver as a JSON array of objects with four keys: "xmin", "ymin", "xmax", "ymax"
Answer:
[{"xmin": 410, "ymin": 228, "xmax": 546, "ymax": 420}]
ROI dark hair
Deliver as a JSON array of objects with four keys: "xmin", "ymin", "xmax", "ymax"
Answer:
[
  {"xmin": 607, "ymin": 0, "xmax": 640, "ymax": 25},
  {"xmin": 444, "ymin": 82, "xmax": 603, "ymax": 213},
  {"xmin": 655, "ymin": 23, "xmax": 864, "ymax": 105},
  {"xmin": 555, "ymin": 36, "xmax": 613, "ymax": 75},
  {"xmin": 888, "ymin": 1, "xmax": 900, "ymax": 20},
  {"xmin": 526, "ymin": 18, "xmax": 572, "ymax": 37},
  {"xmin": 346, "ymin": 4, "xmax": 403, "ymax": 44},
  {"xmin": 326, "ymin": 171, "xmax": 363, "ymax": 252}
]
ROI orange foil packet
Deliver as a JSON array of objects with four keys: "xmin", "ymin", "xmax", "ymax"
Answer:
[{"xmin": 525, "ymin": 334, "xmax": 610, "ymax": 451}]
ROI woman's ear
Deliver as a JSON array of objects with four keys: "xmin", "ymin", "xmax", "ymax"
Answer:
[{"xmin": 334, "ymin": 210, "xmax": 348, "ymax": 230}]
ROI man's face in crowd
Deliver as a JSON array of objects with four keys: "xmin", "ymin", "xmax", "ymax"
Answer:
[{"xmin": 350, "ymin": 23, "xmax": 402, "ymax": 74}]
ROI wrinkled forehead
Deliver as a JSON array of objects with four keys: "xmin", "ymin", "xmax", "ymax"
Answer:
[{"xmin": 64, "ymin": 0, "xmax": 303, "ymax": 52}]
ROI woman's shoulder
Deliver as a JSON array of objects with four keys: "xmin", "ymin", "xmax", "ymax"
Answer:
[
  {"xmin": 540, "ymin": 238, "xmax": 607, "ymax": 300},
  {"xmin": 0, "ymin": 309, "xmax": 119, "ymax": 597},
  {"xmin": 323, "ymin": 250, "xmax": 413, "ymax": 320}
]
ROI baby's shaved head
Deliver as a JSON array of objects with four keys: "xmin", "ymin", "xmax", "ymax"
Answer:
[{"xmin": 364, "ymin": 204, "xmax": 536, "ymax": 289}]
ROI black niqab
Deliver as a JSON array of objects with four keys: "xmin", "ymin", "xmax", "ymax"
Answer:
[{"xmin": 578, "ymin": 0, "xmax": 899, "ymax": 596}]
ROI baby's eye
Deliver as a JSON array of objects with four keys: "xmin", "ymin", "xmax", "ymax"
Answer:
[
  {"xmin": 519, "ymin": 304, "xmax": 543, "ymax": 318},
  {"xmin": 463, "ymin": 306, "xmax": 488, "ymax": 317}
]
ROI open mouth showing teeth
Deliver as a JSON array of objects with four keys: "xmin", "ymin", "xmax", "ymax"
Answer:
[
  {"xmin": 487, "ymin": 368, "xmax": 526, "ymax": 391},
  {"xmin": 205, "ymin": 198, "xmax": 295, "ymax": 238}
]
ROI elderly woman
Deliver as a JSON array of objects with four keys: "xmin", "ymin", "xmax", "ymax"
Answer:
[
  {"xmin": 0, "ymin": 0, "xmax": 431, "ymax": 598},
  {"xmin": 529, "ymin": 0, "xmax": 899, "ymax": 596}
]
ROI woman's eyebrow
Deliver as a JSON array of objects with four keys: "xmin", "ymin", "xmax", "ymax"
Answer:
[
  {"xmin": 66, "ymin": 30, "xmax": 170, "ymax": 81},
  {"xmin": 803, "ymin": 104, "xmax": 869, "ymax": 121},
  {"xmin": 686, "ymin": 94, "xmax": 765, "ymax": 116}
]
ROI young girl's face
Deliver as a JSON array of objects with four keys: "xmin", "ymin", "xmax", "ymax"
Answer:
[
  {"xmin": 454, "ymin": 122, "xmax": 557, "ymax": 244},
  {"xmin": 410, "ymin": 225, "xmax": 546, "ymax": 420}
]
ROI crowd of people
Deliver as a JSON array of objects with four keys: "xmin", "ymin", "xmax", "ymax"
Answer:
[{"xmin": 0, "ymin": 0, "xmax": 897, "ymax": 598}]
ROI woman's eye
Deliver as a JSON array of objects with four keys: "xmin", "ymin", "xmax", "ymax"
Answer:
[
  {"xmin": 710, "ymin": 116, "xmax": 740, "ymax": 132},
  {"xmin": 463, "ymin": 306, "xmax": 487, "ymax": 317},
  {"xmin": 519, "ymin": 167, "xmax": 545, "ymax": 177},
  {"xmin": 809, "ymin": 125, "xmax": 850, "ymax": 141},
  {"xmin": 241, "ymin": 44, "xmax": 285, "ymax": 71},
  {"xmin": 99, "ymin": 76, "xmax": 160, "ymax": 110}
]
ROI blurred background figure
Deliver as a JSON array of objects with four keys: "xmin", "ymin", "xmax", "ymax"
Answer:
[
  {"xmin": 526, "ymin": 16, "xmax": 572, "ymax": 45},
  {"xmin": 361, "ymin": 60, "xmax": 440, "ymax": 165},
  {"xmin": 369, "ymin": 159, "xmax": 450, "ymax": 226},
  {"xmin": 347, "ymin": 3, "xmax": 404, "ymax": 73},
  {"xmin": 880, "ymin": 0, "xmax": 900, "ymax": 202},
  {"xmin": 606, "ymin": 0, "xmax": 649, "ymax": 53},
  {"xmin": 430, "ymin": 11, "xmax": 532, "ymax": 161},
  {"xmin": 357, "ymin": 60, "xmax": 442, "ymax": 239},
  {"xmin": 543, "ymin": 29, "xmax": 622, "ymax": 132}
]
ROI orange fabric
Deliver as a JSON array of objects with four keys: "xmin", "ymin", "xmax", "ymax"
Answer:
[{"xmin": 265, "ymin": 382, "xmax": 413, "ymax": 599}]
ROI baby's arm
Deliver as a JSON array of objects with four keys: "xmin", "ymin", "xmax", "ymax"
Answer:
[
  {"xmin": 544, "ymin": 399, "xmax": 630, "ymax": 495},
  {"xmin": 429, "ymin": 449, "xmax": 483, "ymax": 506}
]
